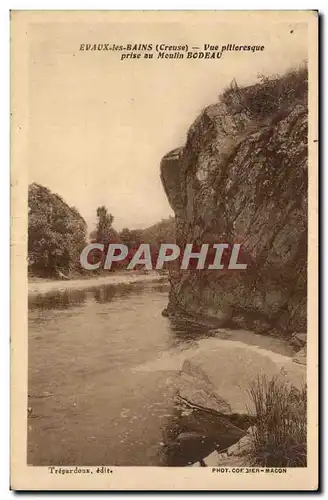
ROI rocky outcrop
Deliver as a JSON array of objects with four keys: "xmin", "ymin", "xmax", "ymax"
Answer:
[
  {"xmin": 291, "ymin": 332, "xmax": 307, "ymax": 349},
  {"xmin": 293, "ymin": 346, "xmax": 307, "ymax": 365},
  {"xmin": 158, "ymin": 333, "xmax": 307, "ymax": 467},
  {"xmin": 178, "ymin": 359, "xmax": 232, "ymax": 414},
  {"xmin": 161, "ymin": 68, "xmax": 308, "ymax": 334},
  {"xmin": 176, "ymin": 336, "xmax": 306, "ymax": 467},
  {"xmin": 290, "ymin": 332, "xmax": 307, "ymax": 365},
  {"xmin": 177, "ymin": 342, "xmax": 306, "ymax": 415}
]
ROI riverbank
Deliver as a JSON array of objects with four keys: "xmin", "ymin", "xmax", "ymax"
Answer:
[
  {"xmin": 28, "ymin": 271, "xmax": 167, "ymax": 296},
  {"xmin": 28, "ymin": 279, "xmax": 306, "ymax": 467}
]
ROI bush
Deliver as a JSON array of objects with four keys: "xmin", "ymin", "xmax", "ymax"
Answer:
[
  {"xmin": 28, "ymin": 183, "xmax": 87, "ymax": 277},
  {"xmin": 248, "ymin": 376, "xmax": 307, "ymax": 467}
]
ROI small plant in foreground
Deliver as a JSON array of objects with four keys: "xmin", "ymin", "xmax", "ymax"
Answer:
[{"xmin": 248, "ymin": 376, "xmax": 307, "ymax": 467}]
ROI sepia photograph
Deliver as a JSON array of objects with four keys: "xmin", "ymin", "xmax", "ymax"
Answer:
[{"xmin": 10, "ymin": 10, "xmax": 318, "ymax": 490}]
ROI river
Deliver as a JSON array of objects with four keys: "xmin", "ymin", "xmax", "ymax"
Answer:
[{"xmin": 28, "ymin": 277, "xmax": 296, "ymax": 467}]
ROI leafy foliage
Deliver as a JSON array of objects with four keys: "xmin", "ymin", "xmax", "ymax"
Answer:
[
  {"xmin": 221, "ymin": 64, "xmax": 308, "ymax": 122},
  {"xmin": 119, "ymin": 227, "xmax": 143, "ymax": 250},
  {"xmin": 28, "ymin": 183, "xmax": 87, "ymax": 276},
  {"xmin": 141, "ymin": 216, "xmax": 175, "ymax": 246},
  {"xmin": 95, "ymin": 206, "xmax": 115, "ymax": 244}
]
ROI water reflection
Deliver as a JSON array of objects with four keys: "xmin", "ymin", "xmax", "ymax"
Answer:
[
  {"xmin": 92, "ymin": 284, "xmax": 120, "ymax": 304},
  {"xmin": 168, "ymin": 317, "xmax": 216, "ymax": 348},
  {"xmin": 28, "ymin": 289, "xmax": 87, "ymax": 310},
  {"xmin": 28, "ymin": 280, "xmax": 170, "ymax": 310},
  {"xmin": 28, "ymin": 279, "xmax": 220, "ymax": 466}
]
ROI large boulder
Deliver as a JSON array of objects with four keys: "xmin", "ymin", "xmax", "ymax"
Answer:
[
  {"xmin": 178, "ymin": 358, "xmax": 232, "ymax": 414},
  {"xmin": 161, "ymin": 68, "xmax": 308, "ymax": 334},
  {"xmin": 177, "ymin": 340, "xmax": 306, "ymax": 415}
]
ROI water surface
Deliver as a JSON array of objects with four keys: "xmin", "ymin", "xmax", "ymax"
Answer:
[{"xmin": 28, "ymin": 279, "xmax": 295, "ymax": 466}]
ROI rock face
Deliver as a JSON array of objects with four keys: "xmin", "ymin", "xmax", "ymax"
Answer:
[
  {"xmin": 291, "ymin": 332, "xmax": 307, "ymax": 349},
  {"xmin": 161, "ymin": 68, "xmax": 308, "ymax": 334},
  {"xmin": 178, "ymin": 359, "xmax": 232, "ymax": 415},
  {"xmin": 293, "ymin": 346, "xmax": 307, "ymax": 365},
  {"xmin": 290, "ymin": 332, "xmax": 307, "ymax": 365}
]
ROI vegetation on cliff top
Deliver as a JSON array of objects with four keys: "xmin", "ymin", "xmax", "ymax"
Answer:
[{"xmin": 221, "ymin": 64, "xmax": 307, "ymax": 121}]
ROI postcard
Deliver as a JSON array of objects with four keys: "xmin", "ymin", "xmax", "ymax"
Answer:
[{"xmin": 11, "ymin": 10, "xmax": 318, "ymax": 491}]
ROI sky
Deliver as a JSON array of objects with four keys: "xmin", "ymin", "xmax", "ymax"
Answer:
[{"xmin": 28, "ymin": 16, "xmax": 308, "ymax": 232}]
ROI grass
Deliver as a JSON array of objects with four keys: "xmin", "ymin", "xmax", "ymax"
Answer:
[{"xmin": 247, "ymin": 376, "xmax": 307, "ymax": 467}]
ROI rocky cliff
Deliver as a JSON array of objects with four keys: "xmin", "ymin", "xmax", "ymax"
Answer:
[{"xmin": 161, "ymin": 67, "xmax": 308, "ymax": 335}]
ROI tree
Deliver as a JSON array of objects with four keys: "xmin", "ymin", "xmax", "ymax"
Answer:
[
  {"xmin": 119, "ymin": 227, "xmax": 133, "ymax": 246},
  {"xmin": 28, "ymin": 183, "xmax": 87, "ymax": 277},
  {"xmin": 96, "ymin": 206, "xmax": 115, "ymax": 245},
  {"xmin": 118, "ymin": 228, "xmax": 142, "ymax": 250}
]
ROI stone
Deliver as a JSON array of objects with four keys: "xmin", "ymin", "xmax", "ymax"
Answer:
[
  {"xmin": 203, "ymin": 450, "xmax": 221, "ymax": 466},
  {"xmin": 293, "ymin": 347, "xmax": 307, "ymax": 366},
  {"xmin": 217, "ymin": 455, "xmax": 248, "ymax": 467},
  {"xmin": 291, "ymin": 332, "xmax": 307, "ymax": 348},
  {"xmin": 177, "ymin": 343, "xmax": 306, "ymax": 415},
  {"xmin": 295, "ymin": 333, "xmax": 307, "ymax": 344},
  {"xmin": 178, "ymin": 358, "xmax": 232, "ymax": 414},
  {"xmin": 247, "ymin": 426, "xmax": 257, "ymax": 436},
  {"xmin": 227, "ymin": 434, "xmax": 252, "ymax": 456},
  {"xmin": 290, "ymin": 333, "xmax": 307, "ymax": 349}
]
